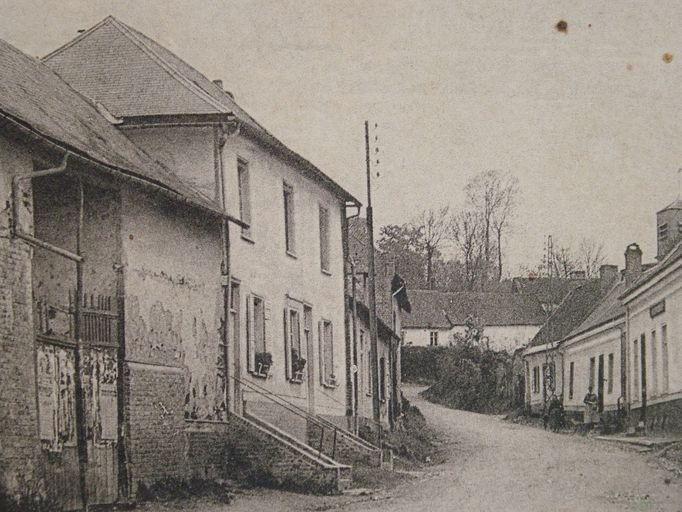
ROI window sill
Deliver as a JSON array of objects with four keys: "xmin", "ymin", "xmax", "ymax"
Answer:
[
  {"xmin": 286, "ymin": 250, "xmax": 298, "ymax": 260},
  {"xmin": 241, "ymin": 233, "xmax": 255, "ymax": 244},
  {"xmin": 322, "ymin": 381, "xmax": 339, "ymax": 389},
  {"xmin": 249, "ymin": 370, "xmax": 270, "ymax": 379},
  {"xmin": 289, "ymin": 378, "xmax": 304, "ymax": 385},
  {"xmin": 321, "ymin": 268, "xmax": 332, "ymax": 276}
]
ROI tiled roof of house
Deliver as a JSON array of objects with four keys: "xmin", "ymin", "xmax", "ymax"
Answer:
[
  {"xmin": 621, "ymin": 239, "xmax": 682, "ymax": 299},
  {"xmin": 511, "ymin": 276, "xmax": 584, "ymax": 306},
  {"xmin": 567, "ymin": 279, "xmax": 626, "ymax": 339},
  {"xmin": 0, "ymin": 37, "xmax": 219, "ymax": 214},
  {"xmin": 528, "ymin": 280, "xmax": 603, "ymax": 348},
  {"xmin": 43, "ymin": 16, "xmax": 358, "ymax": 204},
  {"xmin": 403, "ymin": 289, "xmax": 547, "ymax": 329}
]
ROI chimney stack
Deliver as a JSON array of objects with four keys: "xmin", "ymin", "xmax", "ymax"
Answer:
[
  {"xmin": 624, "ymin": 243, "xmax": 642, "ymax": 286},
  {"xmin": 599, "ymin": 264, "xmax": 618, "ymax": 294},
  {"xmin": 213, "ymin": 79, "xmax": 223, "ymax": 89}
]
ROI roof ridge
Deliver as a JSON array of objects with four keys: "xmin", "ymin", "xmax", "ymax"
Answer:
[
  {"xmin": 105, "ymin": 17, "xmax": 228, "ymax": 115},
  {"xmin": 42, "ymin": 16, "xmax": 113, "ymax": 61}
]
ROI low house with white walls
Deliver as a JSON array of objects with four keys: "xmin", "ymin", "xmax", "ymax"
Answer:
[
  {"xmin": 403, "ymin": 290, "xmax": 545, "ymax": 353},
  {"xmin": 523, "ymin": 278, "xmax": 605, "ymax": 414},
  {"xmin": 620, "ymin": 199, "xmax": 682, "ymax": 432},
  {"xmin": 41, "ymin": 16, "xmax": 384, "ymax": 496},
  {"xmin": 559, "ymin": 265, "xmax": 625, "ymax": 427}
]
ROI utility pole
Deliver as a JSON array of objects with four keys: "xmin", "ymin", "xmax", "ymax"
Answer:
[{"xmin": 365, "ymin": 121, "xmax": 381, "ymax": 424}]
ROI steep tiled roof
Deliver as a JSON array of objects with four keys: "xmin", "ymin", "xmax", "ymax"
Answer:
[
  {"xmin": 43, "ymin": 16, "xmax": 358, "ymax": 204},
  {"xmin": 403, "ymin": 289, "xmax": 546, "ymax": 329},
  {"xmin": 528, "ymin": 280, "xmax": 603, "ymax": 348},
  {"xmin": 0, "ymin": 37, "xmax": 219, "ymax": 214},
  {"xmin": 568, "ymin": 280, "xmax": 626, "ymax": 339},
  {"xmin": 401, "ymin": 290, "xmax": 452, "ymax": 329},
  {"xmin": 511, "ymin": 276, "xmax": 584, "ymax": 306}
]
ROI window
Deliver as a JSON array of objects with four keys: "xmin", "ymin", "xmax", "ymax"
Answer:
[
  {"xmin": 283, "ymin": 183, "xmax": 296, "ymax": 254},
  {"xmin": 607, "ymin": 353, "xmax": 614, "ymax": 394},
  {"xmin": 633, "ymin": 339, "xmax": 639, "ymax": 398},
  {"xmin": 568, "ymin": 361, "xmax": 574, "ymax": 400},
  {"xmin": 379, "ymin": 357, "xmax": 387, "ymax": 401},
  {"xmin": 238, "ymin": 159, "xmax": 252, "ymax": 238},
  {"xmin": 651, "ymin": 329, "xmax": 658, "ymax": 396},
  {"xmin": 662, "ymin": 324, "xmax": 670, "ymax": 394},
  {"xmin": 678, "ymin": 220, "xmax": 682, "ymax": 234},
  {"xmin": 658, "ymin": 222, "xmax": 669, "ymax": 240},
  {"xmin": 284, "ymin": 307, "xmax": 305, "ymax": 383},
  {"xmin": 320, "ymin": 320, "xmax": 336, "ymax": 386},
  {"xmin": 532, "ymin": 366, "xmax": 540, "ymax": 394},
  {"xmin": 319, "ymin": 205, "xmax": 330, "ymax": 272},
  {"xmin": 247, "ymin": 295, "xmax": 268, "ymax": 376},
  {"xmin": 429, "ymin": 331, "xmax": 439, "ymax": 346},
  {"xmin": 589, "ymin": 357, "xmax": 596, "ymax": 390}
]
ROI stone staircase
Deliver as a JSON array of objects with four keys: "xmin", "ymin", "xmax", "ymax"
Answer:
[{"xmin": 226, "ymin": 412, "xmax": 352, "ymax": 494}]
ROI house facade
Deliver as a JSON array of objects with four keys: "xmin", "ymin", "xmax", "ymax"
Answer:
[
  {"xmin": 43, "ymin": 16, "xmax": 359, "ymax": 442},
  {"xmin": 622, "ymin": 237, "xmax": 682, "ymax": 431},
  {"xmin": 347, "ymin": 217, "xmax": 410, "ymax": 431},
  {"xmin": 403, "ymin": 290, "xmax": 545, "ymax": 353}
]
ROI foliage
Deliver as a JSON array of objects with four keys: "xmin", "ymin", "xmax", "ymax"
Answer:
[
  {"xmin": 404, "ymin": 343, "xmax": 514, "ymax": 414},
  {"xmin": 136, "ymin": 477, "xmax": 234, "ymax": 504},
  {"xmin": 384, "ymin": 395, "xmax": 446, "ymax": 465},
  {"xmin": 0, "ymin": 479, "xmax": 62, "ymax": 512}
]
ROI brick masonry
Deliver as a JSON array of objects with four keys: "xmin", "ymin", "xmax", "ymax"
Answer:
[
  {"xmin": 628, "ymin": 397, "xmax": 682, "ymax": 433},
  {"xmin": 225, "ymin": 413, "xmax": 349, "ymax": 494}
]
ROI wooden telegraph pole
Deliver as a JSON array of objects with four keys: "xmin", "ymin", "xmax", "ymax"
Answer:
[{"xmin": 365, "ymin": 121, "xmax": 381, "ymax": 424}]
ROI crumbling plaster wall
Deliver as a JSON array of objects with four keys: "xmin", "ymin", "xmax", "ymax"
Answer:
[
  {"xmin": 0, "ymin": 134, "xmax": 41, "ymax": 494},
  {"xmin": 120, "ymin": 186, "xmax": 225, "ymax": 488}
]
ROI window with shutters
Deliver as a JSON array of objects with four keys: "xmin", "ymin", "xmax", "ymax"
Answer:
[
  {"xmin": 283, "ymin": 182, "xmax": 296, "ymax": 255},
  {"xmin": 633, "ymin": 339, "xmax": 639, "ymax": 399},
  {"xmin": 589, "ymin": 357, "xmax": 596, "ymax": 389},
  {"xmin": 607, "ymin": 353, "xmax": 614, "ymax": 394},
  {"xmin": 379, "ymin": 356, "xmax": 387, "ymax": 402},
  {"xmin": 284, "ymin": 306, "xmax": 306, "ymax": 383},
  {"xmin": 320, "ymin": 319, "xmax": 336, "ymax": 387},
  {"xmin": 569, "ymin": 361, "xmax": 574, "ymax": 399},
  {"xmin": 238, "ymin": 158, "xmax": 252, "ymax": 239},
  {"xmin": 247, "ymin": 295, "xmax": 269, "ymax": 377},
  {"xmin": 662, "ymin": 324, "xmax": 670, "ymax": 394},
  {"xmin": 651, "ymin": 329, "xmax": 658, "ymax": 396},
  {"xmin": 319, "ymin": 205, "xmax": 330, "ymax": 273}
]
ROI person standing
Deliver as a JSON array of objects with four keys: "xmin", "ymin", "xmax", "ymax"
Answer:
[{"xmin": 583, "ymin": 386, "xmax": 598, "ymax": 432}]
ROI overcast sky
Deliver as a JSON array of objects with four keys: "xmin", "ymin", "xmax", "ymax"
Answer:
[{"xmin": 2, "ymin": 0, "xmax": 681, "ymax": 275}]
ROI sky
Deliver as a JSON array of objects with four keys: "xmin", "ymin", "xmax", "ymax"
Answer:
[{"xmin": 1, "ymin": 0, "xmax": 681, "ymax": 276}]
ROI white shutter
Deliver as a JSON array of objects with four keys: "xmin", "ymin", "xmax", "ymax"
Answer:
[
  {"xmin": 318, "ymin": 320, "xmax": 325, "ymax": 385},
  {"xmin": 284, "ymin": 308, "xmax": 290, "ymax": 380},
  {"xmin": 246, "ymin": 295, "xmax": 255, "ymax": 372}
]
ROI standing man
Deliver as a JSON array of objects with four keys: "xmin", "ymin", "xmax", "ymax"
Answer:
[{"xmin": 583, "ymin": 386, "xmax": 598, "ymax": 432}]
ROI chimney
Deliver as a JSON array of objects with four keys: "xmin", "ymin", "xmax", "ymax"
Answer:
[
  {"xmin": 569, "ymin": 270, "xmax": 586, "ymax": 280},
  {"xmin": 213, "ymin": 79, "xmax": 223, "ymax": 89},
  {"xmin": 624, "ymin": 243, "xmax": 642, "ymax": 286},
  {"xmin": 599, "ymin": 264, "xmax": 618, "ymax": 294}
]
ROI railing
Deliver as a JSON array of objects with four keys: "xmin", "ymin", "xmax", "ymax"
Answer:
[
  {"xmin": 231, "ymin": 375, "xmax": 382, "ymax": 461},
  {"xmin": 35, "ymin": 292, "xmax": 119, "ymax": 346}
]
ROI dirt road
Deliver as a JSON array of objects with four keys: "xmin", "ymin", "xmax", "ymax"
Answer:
[{"xmin": 144, "ymin": 386, "xmax": 682, "ymax": 512}]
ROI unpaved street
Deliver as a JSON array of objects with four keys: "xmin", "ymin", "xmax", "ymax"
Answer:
[{"xmin": 144, "ymin": 386, "xmax": 682, "ymax": 512}]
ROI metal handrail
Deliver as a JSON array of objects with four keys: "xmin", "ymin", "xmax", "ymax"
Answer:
[{"xmin": 231, "ymin": 374, "xmax": 382, "ymax": 455}]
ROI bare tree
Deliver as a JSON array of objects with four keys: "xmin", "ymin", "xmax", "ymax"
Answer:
[
  {"xmin": 411, "ymin": 207, "xmax": 450, "ymax": 289},
  {"xmin": 578, "ymin": 237, "xmax": 606, "ymax": 278},
  {"xmin": 551, "ymin": 242, "xmax": 578, "ymax": 278},
  {"xmin": 451, "ymin": 209, "xmax": 484, "ymax": 291},
  {"xmin": 465, "ymin": 170, "xmax": 519, "ymax": 284}
]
